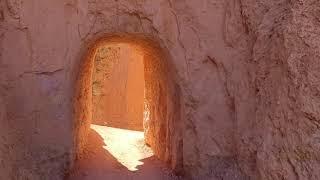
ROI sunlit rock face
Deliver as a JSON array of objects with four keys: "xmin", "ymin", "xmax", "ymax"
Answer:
[
  {"xmin": 92, "ymin": 44, "xmax": 145, "ymax": 131},
  {"xmin": 1, "ymin": 0, "xmax": 320, "ymax": 180}
]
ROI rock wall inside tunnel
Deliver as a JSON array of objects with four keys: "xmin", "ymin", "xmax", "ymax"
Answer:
[
  {"xmin": 0, "ymin": 0, "xmax": 320, "ymax": 180},
  {"xmin": 92, "ymin": 44, "xmax": 145, "ymax": 131}
]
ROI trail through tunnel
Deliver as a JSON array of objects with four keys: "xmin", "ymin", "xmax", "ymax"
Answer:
[
  {"xmin": 70, "ymin": 35, "xmax": 183, "ymax": 179},
  {"xmin": 90, "ymin": 44, "xmax": 151, "ymax": 172}
]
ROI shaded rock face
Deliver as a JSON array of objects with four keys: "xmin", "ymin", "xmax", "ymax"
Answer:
[
  {"xmin": 0, "ymin": 0, "xmax": 319, "ymax": 180},
  {"xmin": 239, "ymin": 1, "xmax": 320, "ymax": 179}
]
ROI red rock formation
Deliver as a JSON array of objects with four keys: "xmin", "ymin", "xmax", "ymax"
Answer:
[{"xmin": 0, "ymin": 0, "xmax": 319, "ymax": 180}]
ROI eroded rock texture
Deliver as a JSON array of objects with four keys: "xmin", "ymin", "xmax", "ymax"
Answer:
[
  {"xmin": 239, "ymin": 1, "xmax": 320, "ymax": 179},
  {"xmin": 0, "ymin": 0, "xmax": 319, "ymax": 180}
]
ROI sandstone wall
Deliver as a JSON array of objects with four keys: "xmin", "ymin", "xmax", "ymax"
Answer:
[
  {"xmin": 0, "ymin": 0, "xmax": 319, "ymax": 180},
  {"xmin": 239, "ymin": 0, "xmax": 320, "ymax": 179}
]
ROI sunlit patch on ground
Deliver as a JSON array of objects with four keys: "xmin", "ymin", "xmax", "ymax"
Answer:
[{"xmin": 91, "ymin": 124, "xmax": 154, "ymax": 171}]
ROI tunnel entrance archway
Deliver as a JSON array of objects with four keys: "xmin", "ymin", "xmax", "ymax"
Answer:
[{"xmin": 73, "ymin": 34, "xmax": 183, "ymax": 173}]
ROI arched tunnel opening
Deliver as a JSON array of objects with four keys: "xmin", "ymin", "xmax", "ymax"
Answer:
[
  {"xmin": 70, "ymin": 34, "xmax": 183, "ymax": 179},
  {"xmin": 89, "ymin": 43, "xmax": 150, "ymax": 172}
]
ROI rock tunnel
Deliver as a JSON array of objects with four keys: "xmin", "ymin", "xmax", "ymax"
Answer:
[
  {"xmin": 71, "ymin": 34, "xmax": 183, "ymax": 178},
  {"xmin": 1, "ymin": 0, "xmax": 320, "ymax": 180}
]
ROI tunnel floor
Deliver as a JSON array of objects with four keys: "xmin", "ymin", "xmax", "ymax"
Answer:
[{"xmin": 67, "ymin": 124, "xmax": 180, "ymax": 180}]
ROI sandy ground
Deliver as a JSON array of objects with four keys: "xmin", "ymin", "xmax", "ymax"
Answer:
[{"xmin": 66, "ymin": 125, "xmax": 181, "ymax": 180}]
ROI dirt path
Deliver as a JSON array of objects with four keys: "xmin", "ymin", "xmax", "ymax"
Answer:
[{"xmin": 67, "ymin": 125, "xmax": 180, "ymax": 180}]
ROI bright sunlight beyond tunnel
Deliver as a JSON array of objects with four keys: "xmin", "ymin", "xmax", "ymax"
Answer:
[
  {"xmin": 91, "ymin": 43, "xmax": 153, "ymax": 171},
  {"xmin": 90, "ymin": 125, "xmax": 153, "ymax": 171}
]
